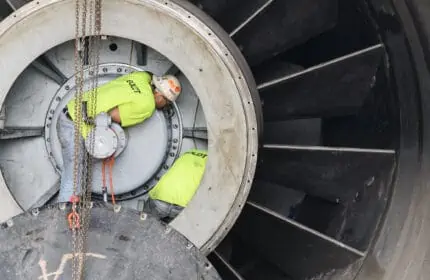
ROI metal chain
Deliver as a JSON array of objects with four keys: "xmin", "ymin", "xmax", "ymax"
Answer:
[
  {"xmin": 72, "ymin": 0, "xmax": 86, "ymax": 278},
  {"xmin": 77, "ymin": 0, "xmax": 102, "ymax": 277},
  {"xmin": 72, "ymin": 0, "xmax": 102, "ymax": 279}
]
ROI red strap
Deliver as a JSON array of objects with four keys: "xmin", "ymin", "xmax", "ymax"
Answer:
[
  {"xmin": 102, "ymin": 156, "xmax": 116, "ymax": 205},
  {"xmin": 68, "ymin": 211, "xmax": 80, "ymax": 229}
]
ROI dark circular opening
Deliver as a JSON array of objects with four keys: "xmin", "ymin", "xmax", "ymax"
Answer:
[{"xmin": 109, "ymin": 43, "xmax": 118, "ymax": 52}]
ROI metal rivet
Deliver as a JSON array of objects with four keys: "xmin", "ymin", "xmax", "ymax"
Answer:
[
  {"xmin": 31, "ymin": 208, "xmax": 39, "ymax": 216},
  {"xmin": 140, "ymin": 213, "xmax": 147, "ymax": 221},
  {"xmin": 47, "ymin": 139, "xmax": 51, "ymax": 143},
  {"xmin": 56, "ymin": 96, "xmax": 61, "ymax": 101},
  {"xmin": 117, "ymin": 68, "xmax": 122, "ymax": 73},
  {"xmin": 65, "ymin": 85, "xmax": 70, "ymax": 90},
  {"xmin": 59, "ymin": 203, "xmax": 66, "ymax": 211},
  {"xmin": 114, "ymin": 205, "xmax": 122, "ymax": 213},
  {"xmin": 165, "ymin": 227, "xmax": 172, "ymax": 234},
  {"xmin": 50, "ymin": 110, "xmax": 55, "ymax": 114},
  {"xmin": 173, "ymin": 124, "xmax": 178, "ymax": 129},
  {"xmin": 103, "ymin": 68, "xmax": 108, "ymax": 73},
  {"xmin": 6, "ymin": 219, "xmax": 13, "ymax": 228},
  {"xmin": 186, "ymin": 242, "xmax": 193, "ymax": 250},
  {"xmin": 172, "ymin": 146, "xmax": 177, "ymax": 150},
  {"xmin": 169, "ymin": 153, "xmax": 175, "ymax": 157},
  {"xmin": 163, "ymin": 165, "xmax": 169, "ymax": 170},
  {"xmin": 173, "ymin": 139, "xmax": 178, "ymax": 143}
]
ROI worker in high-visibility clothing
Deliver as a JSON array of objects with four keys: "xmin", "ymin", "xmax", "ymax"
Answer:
[
  {"xmin": 57, "ymin": 71, "xmax": 182, "ymax": 202},
  {"xmin": 145, "ymin": 149, "xmax": 208, "ymax": 220}
]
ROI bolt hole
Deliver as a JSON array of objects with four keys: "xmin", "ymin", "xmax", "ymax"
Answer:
[
  {"xmin": 165, "ymin": 2, "xmax": 168, "ymax": 4},
  {"xmin": 247, "ymin": 101, "xmax": 251, "ymax": 104},
  {"xmin": 187, "ymin": 15, "xmax": 191, "ymax": 19},
  {"xmin": 252, "ymin": 154, "xmax": 255, "ymax": 157},
  {"xmin": 252, "ymin": 127, "xmax": 255, "ymax": 130},
  {"xmin": 238, "ymin": 76, "xmax": 242, "ymax": 79},
  {"xmin": 238, "ymin": 204, "xmax": 242, "ymax": 208},
  {"xmin": 208, "ymin": 33, "xmax": 212, "ymax": 36},
  {"xmin": 109, "ymin": 43, "xmax": 118, "ymax": 52},
  {"xmin": 225, "ymin": 53, "xmax": 229, "ymax": 56},
  {"xmin": 199, "ymin": 68, "xmax": 203, "ymax": 72}
]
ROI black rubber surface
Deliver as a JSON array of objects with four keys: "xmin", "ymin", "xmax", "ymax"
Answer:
[{"xmin": 0, "ymin": 206, "xmax": 220, "ymax": 280}]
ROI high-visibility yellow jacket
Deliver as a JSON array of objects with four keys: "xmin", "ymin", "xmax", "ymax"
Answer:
[
  {"xmin": 149, "ymin": 150, "xmax": 208, "ymax": 207},
  {"xmin": 67, "ymin": 71, "xmax": 155, "ymax": 137}
]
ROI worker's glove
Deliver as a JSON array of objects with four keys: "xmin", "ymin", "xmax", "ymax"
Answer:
[{"xmin": 57, "ymin": 112, "xmax": 83, "ymax": 202}]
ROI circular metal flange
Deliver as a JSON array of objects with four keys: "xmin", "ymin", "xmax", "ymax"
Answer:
[
  {"xmin": 86, "ymin": 127, "xmax": 118, "ymax": 159},
  {"xmin": 0, "ymin": 0, "xmax": 261, "ymax": 254},
  {"xmin": 44, "ymin": 63, "xmax": 182, "ymax": 196},
  {"xmin": 111, "ymin": 123, "xmax": 128, "ymax": 158}
]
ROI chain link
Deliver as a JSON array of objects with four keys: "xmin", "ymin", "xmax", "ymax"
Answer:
[{"xmin": 72, "ymin": 0, "xmax": 102, "ymax": 279}]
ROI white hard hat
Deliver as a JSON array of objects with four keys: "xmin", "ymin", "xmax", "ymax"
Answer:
[{"xmin": 152, "ymin": 74, "xmax": 182, "ymax": 102}]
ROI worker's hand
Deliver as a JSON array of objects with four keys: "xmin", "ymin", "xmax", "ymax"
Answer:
[
  {"xmin": 154, "ymin": 92, "xmax": 168, "ymax": 109},
  {"xmin": 108, "ymin": 107, "xmax": 121, "ymax": 124}
]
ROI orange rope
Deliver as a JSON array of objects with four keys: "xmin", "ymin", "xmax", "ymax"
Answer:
[
  {"xmin": 108, "ymin": 157, "xmax": 116, "ymax": 205},
  {"xmin": 102, "ymin": 156, "xmax": 116, "ymax": 205},
  {"xmin": 102, "ymin": 159, "xmax": 106, "ymax": 192}
]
